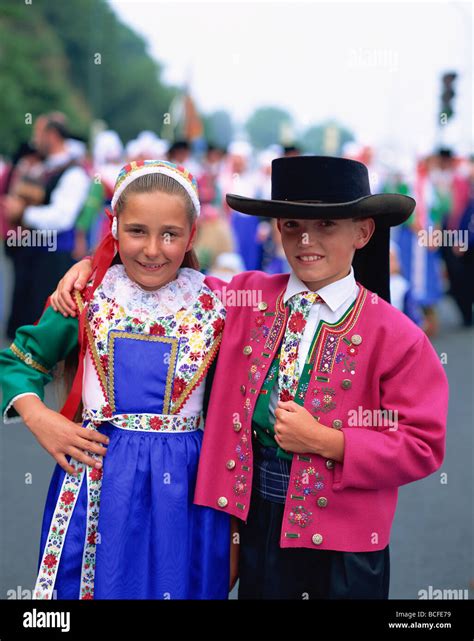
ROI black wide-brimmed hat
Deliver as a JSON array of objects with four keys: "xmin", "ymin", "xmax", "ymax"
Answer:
[
  {"xmin": 226, "ymin": 155, "xmax": 415, "ymax": 227},
  {"xmin": 227, "ymin": 155, "xmax": 417, "ymax": 303}
]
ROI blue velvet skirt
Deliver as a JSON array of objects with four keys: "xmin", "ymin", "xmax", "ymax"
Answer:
[{"xmin": 36, "ymin": 422, "xmax": 230, "ymax": 599}]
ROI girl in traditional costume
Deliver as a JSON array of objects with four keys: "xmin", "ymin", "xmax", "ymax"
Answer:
[{"xmin": 0, "ymin": 160, "xmax": 230, "ymax": 600}]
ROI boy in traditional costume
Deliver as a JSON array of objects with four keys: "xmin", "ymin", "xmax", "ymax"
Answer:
[{"xmin": 194, "ymin": 156, "xmax": 448, "ymax": 599}]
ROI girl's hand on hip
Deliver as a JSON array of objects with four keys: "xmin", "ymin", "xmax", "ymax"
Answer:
[{"xmin": 20, "ymin": 400, "xmax": 110, "ymax": 476}]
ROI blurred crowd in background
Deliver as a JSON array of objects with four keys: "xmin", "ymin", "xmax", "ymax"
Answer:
[{"xmin": 1, "ymin": 112, "xmax": 473, "ymax": 342}]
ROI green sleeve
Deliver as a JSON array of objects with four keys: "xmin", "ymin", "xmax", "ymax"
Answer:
[
  {"xmin": 0, "ymin": 306, "xmax": 79, "ymax": 422},
  {"xmin": 75, "ymin": 180, "xmax": 105, "ymax": 233}
]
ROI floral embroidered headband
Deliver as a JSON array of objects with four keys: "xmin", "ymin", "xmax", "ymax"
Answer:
[{"xmin": 111, "ymin": 159, "xmax": 201, "ymax": 216}]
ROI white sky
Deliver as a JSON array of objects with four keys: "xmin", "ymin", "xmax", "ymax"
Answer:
[{"xmin": 109, "ymin": 0, "xmax": 472, "ymax": 156}]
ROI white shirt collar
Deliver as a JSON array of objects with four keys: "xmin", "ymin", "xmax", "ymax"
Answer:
[{"xmin": 284, "ymin": 266, "xmax": 358, "ymax": 313}]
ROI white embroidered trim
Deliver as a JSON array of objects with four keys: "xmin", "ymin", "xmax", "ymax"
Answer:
[
  {"xmin": 79, "ymin": 457, "xmax": 102, "ymax": 599},
  {"xmin": 34, "ymin": 461, "xmax": 86, "ymax": 599},
  {"xmin": 3, "ymin": 392, "xmax": 41, "ymax": 424},
  {"xmin": 100, "ymin": 265, "xmax": 205, "ymax": 317}
]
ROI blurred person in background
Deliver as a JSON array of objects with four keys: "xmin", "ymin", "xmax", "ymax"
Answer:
[
  {"xmin": 1, "ymin": 142, "xmax": 44, "ymax": 336},
  {"xmin": 395, "ymin": 153, "xmax": 445, "ymax": 337},
  {"xmin": 126, "ymin": 131, "xmax": 168, "ymax": 163},
  {"xmin": 194, "ymin": 203, "xmax": 235, "ymax": 273},
  {"xmin": 389, "ymin": 241, "xmax": 423, "ymax": 326},
  {"xmin": 74, "ymin": 130, "xmax": 124, "ymax": 253},
  {"xmin": 282, "ymin": 144, "xmax": 302, "ymax": 157},
  {"xmin": 195, "ymin": 143, "xmax": 233, "ymax": 272},
  {"xmin": 197, "ymin": 143, "xmax": 225, "ymax": 210},
  {"xmin": 438, "ymin": 151, "xmax": 474, "ymax": 327},
  {"xmin": 221, "ymin": 140, "xmax": 262, "ymax": 270},
  {"xmin": 207, "ymin": 251, "xmax": 245, "ymax": 283},
  {"xmin": 2, "ymin": 113, "xmax": 90, "ymax": 335},
  {"xmin": 254, "ymin": 147, "xmax": 284, "ymax": 273},
  {"xmin": 167, "ymin": 139, "xmax": 200, "ymax": 176}
]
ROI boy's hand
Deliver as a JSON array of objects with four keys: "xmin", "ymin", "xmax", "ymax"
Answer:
[
  {"xmin": 50, "ymin": 258, "xmax": 93, "ymax": 317},
  {"xmin": 274, "ymin": 400, "xmax": 320, "ymax": 454},
  {"xmin": 274, "ymin": 400, "xmax": 344, "ymax": 461},
  {"xmin": 16, "ymin": 397, "xmax": 109, "ymax": 476}
]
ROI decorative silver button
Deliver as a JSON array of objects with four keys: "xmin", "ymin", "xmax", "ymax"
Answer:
[
  {"xmin": 332, "ymin": 419, "xmax": 343, "ymax": 429},
  {"xmin": 217, "ymin": 496, "xmax": 228, "ymax": 508},
  {"xmin": 351, "ymin": 334, "xmax": 362, "ymax": 345},
  {"xmin": 226, "ymin": 459, "xmax": 236, "ymax": 470},
  {"xmin": 317, "ymin": 497, "xmax": 328, "ymax": 508},
  {"xmin": 312, "ymin": 533, "xmax": 323, "ymax": 545},
  {"xmin": 325, "ymin": 459, "xmax": 335, "ymax": 470}
]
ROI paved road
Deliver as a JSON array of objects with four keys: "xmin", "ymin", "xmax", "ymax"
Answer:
[{"xmin": 1, "ymin": 255, "xmax": 472, "ymax": 600}]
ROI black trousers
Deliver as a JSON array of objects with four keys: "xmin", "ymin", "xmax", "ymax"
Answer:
[{"xmin": 238, "ymin": 490, "xmax": 390, "ymax": 600}]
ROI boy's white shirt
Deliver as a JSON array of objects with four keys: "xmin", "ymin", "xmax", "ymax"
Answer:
[
  {"xmin": 23, "ymin": 150, "xmax": 90, "ymax": 232},
  {"xmin": 267, "ymin": 266, "xmax": 359, "ymax": 422}
]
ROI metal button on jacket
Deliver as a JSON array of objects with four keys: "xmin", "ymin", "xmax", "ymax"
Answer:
[
  {"xmin": 341, "ymin": 379, "xmax": 352, "ymax": 390},
  {"xmin": 226, "ymin": 459, "xmax": 236, "ymax": 470},
  {"xmin": 243, "ymin": 345, "xmax": 253, "ymax": 355},
  {"xmin": 217, "ymin": 497, "xmax": 228, "ymax": 508},
  {"xmin": 233, "ymin": 421, "xmax": 242, "ymax": 432},
  {"xmin": 351, "ymin": 334, "xmax": 362, "ymax": 345},
  {"xmin": 258, "ymin": 301, "xmax": 268, "ymax": 311},
  {"xmin": 312, "ymin": 533, "xmax": 323, "ymax": 545},
  {"xmin": 317, "ymin": 497, "xmax": 328, "ymax": 508},
  {"xmin": 332, "ymin": 419, "xmax": 343, "ymax": 429},
  {"xmin": 325, "ymin": 459, "xmax": 335, "ymax": 470},
  {"xmin": 240, "ymin": 384, "xmax": 246, "ymax": 395}
]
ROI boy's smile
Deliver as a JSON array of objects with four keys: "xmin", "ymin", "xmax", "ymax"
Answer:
[
  {"xmin": 278, "ymin": 217, "xmax": 375, "ymax": 290},
  {"xmin": 296, "ymin": 253, "xmax": 325, "ymax": 263}
]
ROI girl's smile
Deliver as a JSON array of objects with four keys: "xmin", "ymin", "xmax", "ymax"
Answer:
[{"xmin": 135, "ymin": 260, "xmax": 168, "ymax": 272}]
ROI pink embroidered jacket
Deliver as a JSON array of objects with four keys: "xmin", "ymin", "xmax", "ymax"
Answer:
[{"xmin": 196, "ymin": 271, "xmax": 448, "ymax": 552}]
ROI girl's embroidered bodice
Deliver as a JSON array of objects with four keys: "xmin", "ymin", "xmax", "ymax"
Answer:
[{"xmin": 81, "ymin": 266, "xmax": 226, "ymax": 429}]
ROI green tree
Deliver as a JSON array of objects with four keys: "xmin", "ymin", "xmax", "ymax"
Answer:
[
  {"xmin": 0, "ymin": 2, "xmax": 88, "ymax": 156},
  {"xmin": 245, "ymin": 107, "xmax": 293, "ymax": 149},
  {"xmin": 37, "ymin": 0, "xmax": 179, "ymax": 143},
  {"xmin": 203, "ymin": 110, "xmax": 234, "ymax": 148},
  {"xmin": 0, "ymin": 0, "xmax": 180, "ymax": 156},
  {"xmin": 301, "ymin": 121, "xmax": 354, "ymax": 156}
]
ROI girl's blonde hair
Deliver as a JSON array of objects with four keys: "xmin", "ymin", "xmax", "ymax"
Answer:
[{"xmin": 114, "ymin": 172, "xmax": 200, "ymax": 270}]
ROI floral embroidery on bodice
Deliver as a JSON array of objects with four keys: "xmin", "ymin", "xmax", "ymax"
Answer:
[{"xmin": 84, "ymin": 265, "xmax": 225, "ymax": 419}]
